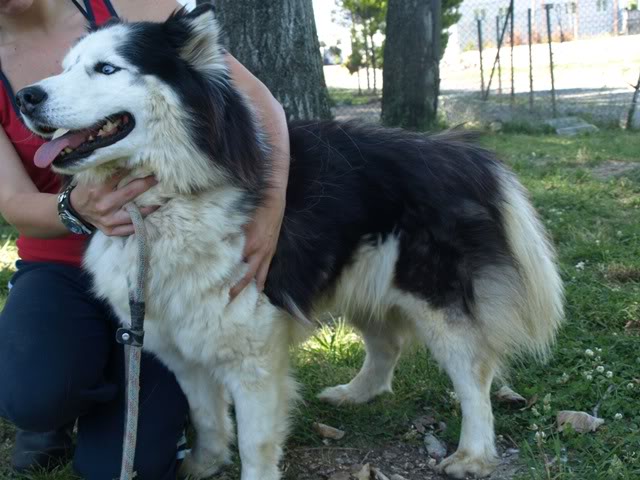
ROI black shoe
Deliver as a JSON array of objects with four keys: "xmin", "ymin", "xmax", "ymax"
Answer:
[{"xmin": 11, "ymin": 425, "xmax": 74, "ymax": 473}]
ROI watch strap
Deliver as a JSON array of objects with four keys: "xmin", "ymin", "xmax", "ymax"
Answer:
[{"xmin": 58, "ymin": 184, "xmax": 95, "ymax": 235}]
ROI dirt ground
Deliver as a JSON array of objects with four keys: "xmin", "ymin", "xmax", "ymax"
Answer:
[{"xmin": 0, "ymin": 418, "xmax": 523, "ymax": 480}]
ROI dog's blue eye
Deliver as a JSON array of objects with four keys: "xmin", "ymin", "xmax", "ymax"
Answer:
[{"xmin": 95, "ymin": 62, "xmax": 120, "ymax": 75}]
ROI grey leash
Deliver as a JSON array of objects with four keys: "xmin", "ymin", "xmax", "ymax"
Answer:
[{"xmin": 116, "ymin": 203, "xmax": 149, "ymax": 480}]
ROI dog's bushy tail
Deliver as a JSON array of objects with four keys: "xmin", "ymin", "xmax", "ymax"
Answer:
[{"xmin": 497, "ymin": 171, "xmax": 565, "ymax": 360}]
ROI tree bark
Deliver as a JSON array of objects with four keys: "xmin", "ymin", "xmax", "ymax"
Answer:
[
  {"xmin": 215, "ymin": 0, "xmax": 332, "ymax": 121},
  {"xmin": 381, "ymin": 0, "xmax": 441, "ymax": 130}
]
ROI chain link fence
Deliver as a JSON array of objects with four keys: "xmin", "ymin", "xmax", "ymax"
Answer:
[{"xmin": 326, "ymin": 1, "xmax": 640, "ymax": 130}]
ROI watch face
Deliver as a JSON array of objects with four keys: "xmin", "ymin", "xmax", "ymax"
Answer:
[{"xmin": 59, "ymin": 210, "xmax": 86, "ymax": 235}]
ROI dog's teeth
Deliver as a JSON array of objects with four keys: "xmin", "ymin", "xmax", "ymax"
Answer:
[
  {"xmin": 103, "ymin": 121, "xmax": 115, "ymax": 133},
  {"xmin": 64, "ymin": 147, "xmax": 73, "ymax": 153},
  {"xmin": 113, "ymin": 119, "xmax": 121, "ymax": 127},
  {"xmin": 88, "ymin": 135, "xmax": 95, "ymax": 141},
  {"xmin": 52, "ymin": 128, "xmax": 70, "ymax": 140}
]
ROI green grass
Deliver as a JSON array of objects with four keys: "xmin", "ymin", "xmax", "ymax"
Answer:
[
  {"xmin": 1, "ymin": 130, "xmax": 640, "ymax": 479},
  {"xmin": 328, "ymin": 87, "xmax": 381, "ymax": 107},
  {"xmin": 0, "ymin": 216, "xmax": 16, "ymax": 311}
]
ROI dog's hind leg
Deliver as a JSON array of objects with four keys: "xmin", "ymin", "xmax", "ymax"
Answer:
[
  {"xmin": 413, "ymin": 305, "xmax": 500, "ymax": 479},
  {"xmin": 173, "ymin": 366, "xmax": 233, "ymax": 479},
  {"xmin": 318, "ymin": 308, "xmax": 410, "ymax": 405}
]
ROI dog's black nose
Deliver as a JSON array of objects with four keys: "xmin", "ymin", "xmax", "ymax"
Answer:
[{"xmin": 15, "ymin": 86, "xmax": 48, "ymax": 115}]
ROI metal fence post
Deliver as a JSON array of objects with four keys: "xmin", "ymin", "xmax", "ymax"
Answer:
[
  {"xmin": 528, "ymin": 8, "xmax": 534, "ymax": 110},
  {"xmin": 496, "ymin": 15, "xmax": 503, "ymax": 95},
  {"xmin": 545, "ymin": 4, "xmax": 557, "ymax": 118},
  {"xmin": 477, "ymin": 18, "xmax": 485, "ymax": 96},
  {"xmin": 510, "ymin": 0, "xmax": 515, "ymax": 104},
  {"xmin": 482, "ymin": 4, "xmax": 512, "ymax": 100},
  {"xmin": 626, "ymin": 70, "xmax": 640, "ymax": 129}
]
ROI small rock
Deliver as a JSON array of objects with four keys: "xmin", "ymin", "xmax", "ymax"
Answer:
[
  {"xmin": 543, "ymin": 116, "xmax": 599, "ymax": 136},
  {"xmin": 382, "ymin": 451, "xmax": 397, "ymax": 460},
  {"xmin": 390, "ymin": 475, "xmax": 409, "ymax": 480},
  {"xmin": 313, "ymin": 422, "xmax": 345, "ymax": 440},
  {"xmin": 423, "ymin": 433, "xmax": 447, "ymax": 460}
]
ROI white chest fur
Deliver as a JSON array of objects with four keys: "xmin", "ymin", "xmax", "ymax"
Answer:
[{"xmin": 82, "ymin": 186, "xmax": 285, "ymax": 370}]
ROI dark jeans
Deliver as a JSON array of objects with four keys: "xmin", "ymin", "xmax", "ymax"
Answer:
[{"xmin": 0, "ymin": 260, "xmax": 189, "ymax": 480}]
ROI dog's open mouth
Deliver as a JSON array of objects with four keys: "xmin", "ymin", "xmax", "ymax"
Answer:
[{"xmin": 34, "ymin": 112, "xmax": 135, "ymax": 168}]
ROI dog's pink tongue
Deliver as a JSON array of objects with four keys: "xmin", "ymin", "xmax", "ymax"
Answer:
[{"xmin": 34, "ymin": 131, "xmax": 88, "ymax": 168}]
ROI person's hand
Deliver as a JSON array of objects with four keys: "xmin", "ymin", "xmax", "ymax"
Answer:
[
  {"xmin": 69, "ymin": 171, "xmax": 159, "ymax": 236},
  {"xmin": 229, "ymin": 192, "xmax": 285, "ymax": 299}
]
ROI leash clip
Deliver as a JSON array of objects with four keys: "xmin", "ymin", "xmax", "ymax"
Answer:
[
  {"xmin": 116, "ymin": 299, "xmax": 146, "ymax": 347},
  {"xmin": 116, "ymin": 327, "xmax": 145, "ymax": 347}
]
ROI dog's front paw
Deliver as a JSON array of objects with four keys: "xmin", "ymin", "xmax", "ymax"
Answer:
[
  {"xmin": 179, "ymin": 449, "xmax": 230, "ymax": 479},
  {"xmin": 437, "ymin": 450, "xmax": 498, "ymax": 479}
]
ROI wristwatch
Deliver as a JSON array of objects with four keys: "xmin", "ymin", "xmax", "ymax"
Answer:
[{"xmin": 57, "ymin": 184, "xmax": 95, "ymax": 235}]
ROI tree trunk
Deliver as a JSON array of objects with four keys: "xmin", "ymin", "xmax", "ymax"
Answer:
[
  {"xmin": 381, "ymin": 0, "xmax": 441, "ymax": 130},
  {"xmin": 369, "ymin": 30, "xmax": 377, "ymax": 94},
  {"xmin": 215, "ymin": 0, "xmax": 332, "ymax": 121},
  {"xmin": 363, "ymin": 31, "xmax": 371, "ymax": 91}
]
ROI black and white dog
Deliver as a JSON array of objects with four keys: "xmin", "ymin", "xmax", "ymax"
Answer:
[{"xmin": 17, "ymin": 6, "xmax": 564, "ymax": 479}]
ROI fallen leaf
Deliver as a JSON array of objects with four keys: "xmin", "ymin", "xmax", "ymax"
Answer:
[
  {"xmin": 313, "ymin": 422, "xmax": 345, "ymax": 440},
  {"xmin": 556, "ymin": 411, "xmax": 604, "ymax": 433},
  {"xmin": 521, "ymin": 393, "xmax": 539, "ymax": 411},
  {"xmin": 424, "ymin": 433, "xmax": 447, "ymax": 460},
  {"xmin": 402, "ymin": 429, "xmax": 419, "ymax": 441},
  {"xmin": 495, "ymin": 386, "xmax": 527, "ymax": 405},
  {"xmin": 355, "ymin": 463, "xmax": 371, "ymax": 480},
  {"xmin": 412, "ymin": 415, "xmax": 437, "ymax": 433},
  {"xmin": 625, "ymin": 320, "xmax": 640, "ymax": 335},
  {"xmin": 372, "ymin": 467, "xmax": 390, "ymax": 480}
]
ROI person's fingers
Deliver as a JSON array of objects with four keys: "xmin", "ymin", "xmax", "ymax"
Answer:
[
  {"xmin": 255, "ymin": 257, "xmax": 271, "ymax": 292},
  {"xmin": 97, "ymin": 176, "xmax": 158, "ymax": 213},
  {"xmin": 229, "ymin": 256, "xmax": 261, "ymax": 300},
  {"xmin": 106, "ymin": 224, "xmax": 136, "ymax": 237}
]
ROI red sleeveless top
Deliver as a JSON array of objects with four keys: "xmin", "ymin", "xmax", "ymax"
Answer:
[{"xmin": 1, "ymin": 0, "xmax": 118, "ymax": 267}]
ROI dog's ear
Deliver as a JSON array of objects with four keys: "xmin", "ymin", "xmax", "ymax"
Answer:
[{"xmin": 166, "ymin": 5, "xmax": 223, "ymax": 74}]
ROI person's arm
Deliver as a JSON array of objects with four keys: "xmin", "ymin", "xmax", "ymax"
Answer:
[
  {"xmin": 0, "ymin": 128, "xmax": 157, "ymax": 238},
  {"xmin": 0, "ymin": 128, "xmax": 67, "ymax": 238},
  {"xmin": 225, "ymin": 52, "xmax": 290, "ymax": 298}
]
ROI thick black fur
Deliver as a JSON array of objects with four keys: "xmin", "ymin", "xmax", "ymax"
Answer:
[
  {"xmin": 111, "ymin": 8, "xmax": 515, "ymax": 320},
  {"xmin": 266, "ymin": 123, "xmax": 513, "ymax": 317},
  {"xmin": 113, "ymin": 5, "xmax": 267, "ymax": 195}
]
